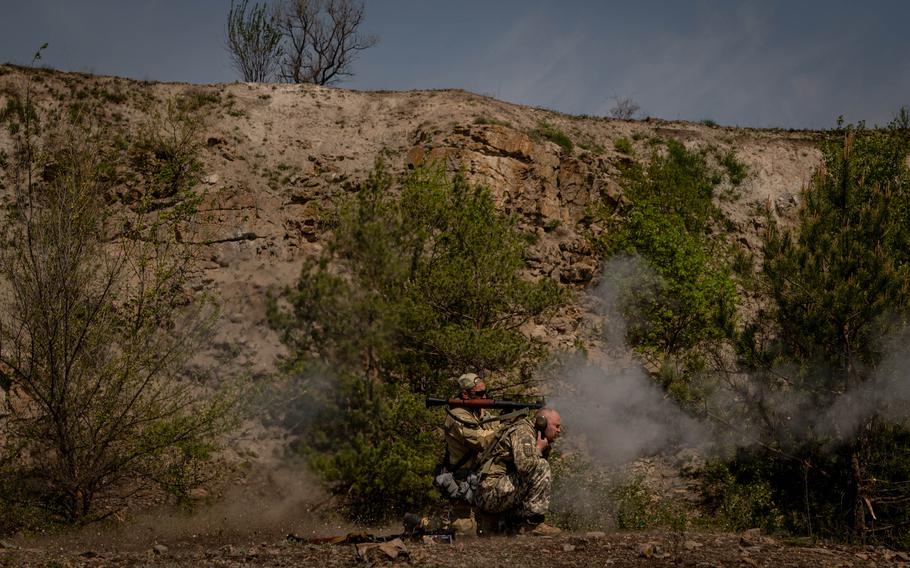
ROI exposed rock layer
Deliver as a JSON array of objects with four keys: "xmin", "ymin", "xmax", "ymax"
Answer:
[{"xmin": 0, "ymin": 65, "xmax": 825, "ymax": 382}]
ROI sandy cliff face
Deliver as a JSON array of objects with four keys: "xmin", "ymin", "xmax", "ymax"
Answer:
[{"xmin": 0, "ymin": 66, "xmax": 825, "ymax": 384}]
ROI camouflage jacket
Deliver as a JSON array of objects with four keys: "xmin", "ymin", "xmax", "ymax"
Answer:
[
  {"xmin": 444, "ymin": 406, "xmax": 498, "ymax": 472},
  {"xmin": 477, "ymin": 416, "xmax": 544, "ymax": 482}
]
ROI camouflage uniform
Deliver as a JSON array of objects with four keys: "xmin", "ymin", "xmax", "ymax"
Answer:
[
  {"xmin": 443, "ymin": 406, "xmax": 498, "ymax": 472},
  {"xmin": 473, "ymin": 416, "xmax": 551, "ymax": 520}
]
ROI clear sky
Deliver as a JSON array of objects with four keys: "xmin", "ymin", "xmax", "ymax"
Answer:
[{"xmin": 1, "ymin": 1, "xmax": 908, "ymax": 129}]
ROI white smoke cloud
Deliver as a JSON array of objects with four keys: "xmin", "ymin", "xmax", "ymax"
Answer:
[
  {"xmin": 551, "ymin": 255, "xmax": 910, "ymax": 467},
  {"xmin": 819, "ymin": 323, "xmax": 910, "ymax": 438},
  {"xmin": 702, "ymin": 319, "xmax": 910, "ymax": 449},
  {"xmin": 550, "ymin": 256, "xmax": 711, "ymax": 465},
  {"xmin": 551, "ymin": 356, "xmax": 710, "ymax": 465}
]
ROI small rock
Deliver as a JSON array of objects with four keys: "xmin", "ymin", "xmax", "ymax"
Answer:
[
  {"xmin": 741, "ymin": 528, "xmax": 762, "ymax": 540},
  {"xmin": 355, "ymin": 538, "xmax": 409, "ymax": 562},
  {"xmin": 854, "ymin": 552, "xmax": 869, "ymax": 560},
  {"xmin": 585, "ymin": 531, "xmax": 606, "ymax": 539},
  {"xmin": 804, "ymin": 547, "xmax": 836, "ymax": 556},
  {"xmin": 637, "ymin": 542, "xmax": 663, "ymax": 559},
  {"xmin": 562, "ymin": 544, "xmax": 576, "ymax": 552},
  {"xmin": 0, "ymin": 540, "xmax": 16, "ymax": 549},
  {"xmin": 152, "ymin": 544, "xmax": 169, "ymax": 555},
  {"xmin": 739, "ymin": 528, "xmax": 763, "ymax": 547},
  {"xmin": 568, "ymin": 536, "xmax": 589, "ymax": 548},
  {"xmin": 684, "ymin": 540, "xmax": 703, "ymax": 550},
  {"xmin": 203, "ymin": 174, "xmax": 220, "ymax": 185},
  {"xmin": 450, "ymin": 517, "xmax": 476, "ymax": 536},
  {"xmin": 407, "ymin": 146, "xmax": 425, "ymax": 169},
  {"xmin": 189, "ymin": 487, "xmax": 209, "ymax": 500},
  {"xmin": 560, "ymin": 262, "xmax": 596, "ymax": 283}
]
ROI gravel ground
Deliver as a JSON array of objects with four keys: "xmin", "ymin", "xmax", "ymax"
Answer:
[{"xmin": 2, "ymin": 529, "xmax": 904, "ymax": 567}]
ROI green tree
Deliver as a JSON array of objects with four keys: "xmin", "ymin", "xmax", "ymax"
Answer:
[
  {"xmin": 0, "ymin": 70, "xmax": 233, "ymax": 526},
  {"xmin": 598, "ymin": 139, "xmax": 738, "ymax": 400},
  {"xmin": 759, "ymin": 114, "xmax": 910, "ymax": 541},
  {"xmin": 268, "ymin": 163, "xmax": 563, "ymax": 521}
]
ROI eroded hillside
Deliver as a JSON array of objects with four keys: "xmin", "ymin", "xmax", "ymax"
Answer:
[{"xmin": 0, "ymin": 63, "xmax": 824, "ymax": 442}]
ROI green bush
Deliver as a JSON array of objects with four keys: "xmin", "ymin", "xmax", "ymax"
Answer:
[
  {"xmin": 698, "ymin": 460, "xmax": 781, "ymax": 532},
  {"xmin": 129, "ymin": 99, "xmax": 203, "ymax": 200},
  {"xmin": 596, "ymin": 139, "xmax": 738, "ymax": 399},
  {"xmin": 611, "ymin": 476, "xmax": 687, "ymax": 531},
  {"xmin": 549, "ymin": 452, "xmax": 614, "ymax": 531},
  {"xmin": 613, "ymin": 137, "xmax": 633, "ymax": 154},
  {"xmin": 302, "ymin": 378, "xmax": 440, "ymax": 521},
  {"xmin": 0, "ymin": 80, "xmax": 232, "ymax": 527},
  {"xmin": 269, "ymin": 163, "xmax": 564, "ymax": 521},
  {"xmin": 532, "ymin": 122, "xmax": 573, "ymax": 153},
  {"xmin": 720, "ymin": 150, "xmax": 747, "ymax": 185}
]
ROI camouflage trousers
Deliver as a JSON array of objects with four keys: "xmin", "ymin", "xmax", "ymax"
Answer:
[{"xmin": 474, "ymin": 460, "xmax": 551, "ymax": 519}]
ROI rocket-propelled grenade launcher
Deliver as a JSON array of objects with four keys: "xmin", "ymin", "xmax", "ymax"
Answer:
[{"xmin": 425, "ymin": 397, "xmax": 545, "ymax": 411}]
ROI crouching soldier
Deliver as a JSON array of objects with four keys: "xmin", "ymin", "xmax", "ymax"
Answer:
[
  {"xmin": 433, "ymin": 373, "xmax": 498, "ymax": 532},
  {"xmin": 473, "ymin": 407, "xmax": 562, "ymax": 536}
]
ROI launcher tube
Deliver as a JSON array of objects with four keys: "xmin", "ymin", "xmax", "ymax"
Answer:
[{"xmin": 425, "ymin": 397, "xmax": 544, "ymax": 410}]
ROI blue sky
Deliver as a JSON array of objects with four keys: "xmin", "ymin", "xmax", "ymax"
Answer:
[{"xmin": 1, "ymin": 1, "xmax": 908, "ymax": 129}]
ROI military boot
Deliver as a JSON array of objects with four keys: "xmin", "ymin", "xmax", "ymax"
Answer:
[
  {"xmin": 528, "ymin": 522, "xmax": 561, "ymax": 537},
  {"xmin": 517, "ymin": 514, "xmax": 561, "ymax": 537}
]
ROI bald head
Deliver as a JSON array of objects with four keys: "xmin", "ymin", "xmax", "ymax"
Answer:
[{"xmin": 535, "ymin": 407, "xmax": 562, "ymax": 442}]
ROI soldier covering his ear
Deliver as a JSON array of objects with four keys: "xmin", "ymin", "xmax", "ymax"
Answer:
[{"xmin": 473, "ymin": 407, "xmax": 562, "ymax": 536}]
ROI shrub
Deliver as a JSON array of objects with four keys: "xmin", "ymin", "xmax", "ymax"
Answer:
[
  {"xmin": 705, "ymin": 111, "xmax": 910, "ymax": 546},
  {"xmin": 268, "ymin": 163, "xmax": 564, "ymax": 521},
  {"xmin": 608, "ymin": 96, "xmax": 640, "ymax": 120},
  {"xmin": 532, "ymin": 122, "xmax": 573, "ymax": 153},
  {"xmin": 0, "ymin": 84, "xmax": 232, "ymax": 526},
  {"xmin": 614, "ymin": 137, "xmax": 633, "ymax": 154},
  {"xmin": 720, "ymin": 150, "xmax": 747, "ymax": 185},
  {"xmin": 548, "ymin": 452, "xmax": 614, "ymax": 531},
  {"xmin": 473, "ymin": 115, "xmax": 511, "ymax": 128},
  {"xmin": 129, "ymin": 99, "xmax": 204, "ymax": 201},
  {"xmin": 596, "ymin": 139, "xmax": 738, "ymax": 398},
  {"xmin": 578, "ymin": 139, "xmax": 605, "ymax": 154},
  {"xmin": 698, "ymin": 460, "xmax": 781, "ymax": 532},
  {"xmin": 611, "ymin": 476, "xmax": 686, "ymax": 531}
]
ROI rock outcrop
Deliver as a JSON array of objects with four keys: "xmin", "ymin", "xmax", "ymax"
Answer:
[{"xmin": 0, "ymin": 65, "xmax": 825, "ymax": 383}]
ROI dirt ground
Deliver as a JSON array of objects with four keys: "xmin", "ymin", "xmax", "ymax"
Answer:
[
  {"xmin": 0, "ymin": 464, "xmax": 902, "ymax": 567},
  {"xmin": 3, "ymin": 527, "xmax": 907, "ymax": 567}
]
